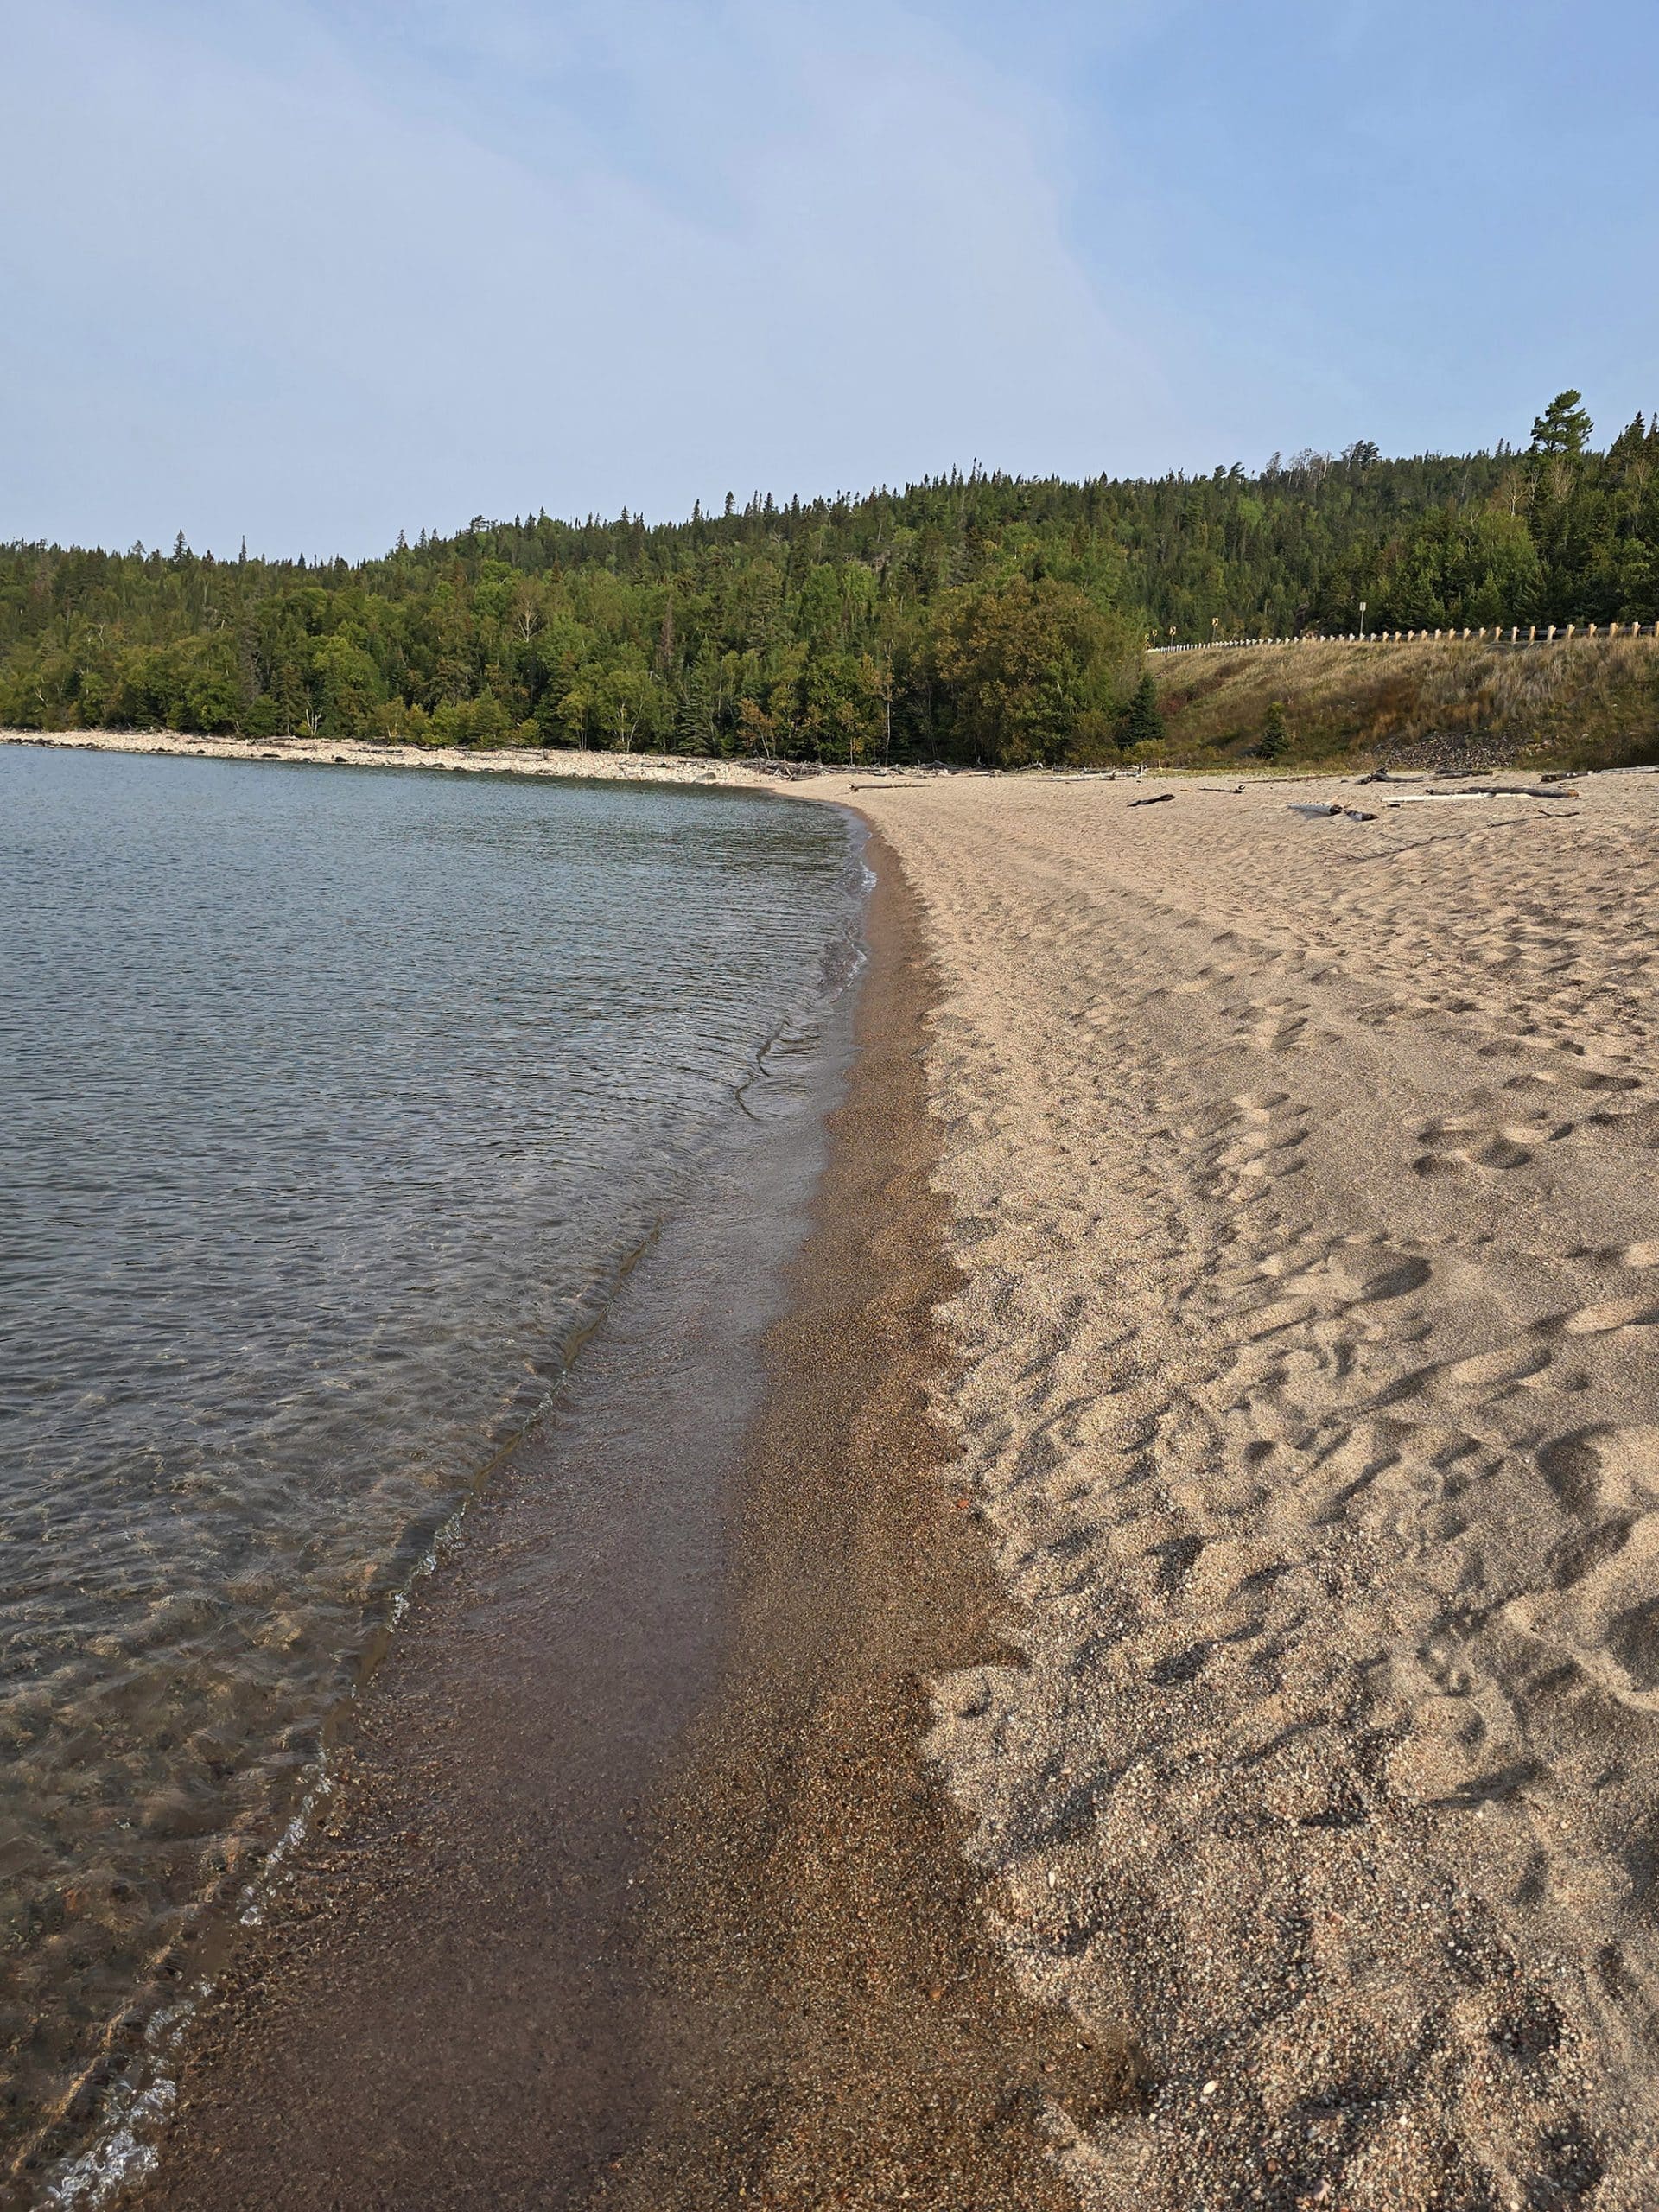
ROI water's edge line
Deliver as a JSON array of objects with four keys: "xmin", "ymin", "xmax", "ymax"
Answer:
[
  {"xmin": 0, "ymin": 729, "xmax": 787, "ymax": 798},
  {"xmin": 18, "ymin": 787, "xmax": 871, "ymax": 2211}
]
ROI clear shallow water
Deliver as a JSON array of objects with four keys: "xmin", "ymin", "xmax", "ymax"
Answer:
[{"xmin": 0, "ymin": 747, "xmax": 860, "ymax": 2188}]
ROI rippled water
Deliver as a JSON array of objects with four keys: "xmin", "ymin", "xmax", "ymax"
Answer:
[{"xmin": 0, "ymin": 746, "xmax": 861, "ymax": 2190}]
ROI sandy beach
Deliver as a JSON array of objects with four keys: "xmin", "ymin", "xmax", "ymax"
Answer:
[
  {"xmin": 9, "ymin": 0, "xmax": 1652, "ymax": 2198},
  {"xmin": 827, "ymin": 763, "xmax": 1659, "ymax": 2209},
  {"xmin": 22, "ymin": 737, "xmax": 1659, "ymax": 2208}
]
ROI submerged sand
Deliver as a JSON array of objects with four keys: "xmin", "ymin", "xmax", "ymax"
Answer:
[
  {"xmin": 816, "ymin": 765, "xmax": 1659, "ymax": 2209},
  {"xmin": 132, "ymin": 831, "xmax": 1111, "ymax": 2212}
]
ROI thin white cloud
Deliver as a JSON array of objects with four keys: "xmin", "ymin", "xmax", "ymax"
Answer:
[{"xmin": 0, "ymin": 0, "xmax": 1175, "ymax": 555}]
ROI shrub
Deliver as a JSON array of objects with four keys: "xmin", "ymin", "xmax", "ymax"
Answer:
[{"xmin": 1257, "ymin": 701, "xmax": 1290, "ymax": 760}]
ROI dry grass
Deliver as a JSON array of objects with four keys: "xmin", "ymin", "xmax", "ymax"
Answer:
[{"xmin": 1141, "ymin": 635, "xmax": 1659, "ymax": 772}]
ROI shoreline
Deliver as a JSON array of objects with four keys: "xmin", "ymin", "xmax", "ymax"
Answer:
[
  {"xmin": 118, "ymin": 824, "xmax": 1111, "ymax": 2208},
  {"xmin": 0, "ymin": 727, "xmax": 786, "ymax": 791},
  {"xmin": 23, "ymin": 747, "xmax": 1659, "ymax": 2204},
  {"xmin": 2, "ymin": 749, "xmax": 870, "ymax": 2211},
  {"xmin": 600, "ymin": 828, "xmax": 1133, "ymax": 2209}
]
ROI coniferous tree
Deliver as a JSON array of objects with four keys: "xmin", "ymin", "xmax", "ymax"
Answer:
[
  {"xmin": 1529, "ymin": 391, "xmax": 1593, "ymax": 457},
  {"xmin": 1120, "ymin": 671, "xmax": 1163, "ymax": 750},
  {"xmin": 1256, "ymin": 702, "xmax": 1289, "ymax": 760}
]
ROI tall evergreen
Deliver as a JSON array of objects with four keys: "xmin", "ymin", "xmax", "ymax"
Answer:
[{"xmin": 1121, "ymin": 672, "xmax": 1163, "ymax": 749}]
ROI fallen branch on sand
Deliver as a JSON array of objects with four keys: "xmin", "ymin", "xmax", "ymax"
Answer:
[
  {"xmin": 1129, "ymin": 791, "xmax": 1175, "ymax": 807},
  {"xmin": 1387, "ymin": 786, "xmax": 1580, "ymax": 806}
]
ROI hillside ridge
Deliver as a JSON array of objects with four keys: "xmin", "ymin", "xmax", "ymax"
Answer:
[{"xmin": 4, "ymin": 394, "xmax": 1655, "ymax": 766}]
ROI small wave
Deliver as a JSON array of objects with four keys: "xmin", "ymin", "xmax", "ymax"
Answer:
[{"xmin": 39, "ymin": 1998, "xmax": 200, "ymax": 2211}]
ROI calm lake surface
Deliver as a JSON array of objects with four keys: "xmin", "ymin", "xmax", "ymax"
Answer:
[{"xmin": 0, "ymin": 747, "xmax": 861, "ymax": 2196}]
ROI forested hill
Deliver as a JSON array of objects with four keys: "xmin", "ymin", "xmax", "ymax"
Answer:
[{"xmin": 3, "ymin": 393, "xmax": 1654, "ymax": 766}]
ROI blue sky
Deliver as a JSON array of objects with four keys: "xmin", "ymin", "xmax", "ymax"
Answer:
[{"xmin": 2, "ymin": 0, "xmax": 1652, "ymax": 556}]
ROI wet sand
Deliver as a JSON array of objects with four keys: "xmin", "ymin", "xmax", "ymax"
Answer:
[
  {"xmin": 601, "ymin": 835, "xmax": 1134, "ymax": 2209},
  {"xmin": 145, "ymin": 1039, "xmax": 827, "ymax": 2208},
  {"xmin": 142, "ymin": 833, "xmax": 1123, "ymax": 2209}
]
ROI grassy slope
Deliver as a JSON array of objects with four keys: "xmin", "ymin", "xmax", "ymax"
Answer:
[{"xmin": 1141, "ymin": 636, "xmax": 1659, "ymax": 772}]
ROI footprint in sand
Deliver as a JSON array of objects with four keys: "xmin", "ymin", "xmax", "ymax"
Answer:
[
  {"xmin": 1481, "ymin": 1039, "xmax": 1642, "ymax": 1092},
  {"xmin": 1308, "ymin": 1244, "xmax": 1433, "ymax": 1306},
  {"xmin": 1412, "ymin": 1117, "xmax": 1535, "ymax": 1174},
  {"xmin": 1497, "ymin": 1427, "xmax": 1659, "ymax": 1709},
  {"xmin": 1538, "ymin": 1424, "xmax": 1659, "ymax": 1516},
  {"xmin": 1558, "ymin": 1295, "xmax": 1659, "ymax": 1338},
  {"xmin": 1583, "ymin": 1100, "xmax": 1659, "ymax": 1147},
  {"xmin": 1424, "ymin": 1106, "xmax": 1574, "ymax": 1176},
  {"xmin": 1380, "ymin": 1337, "xmax": 1554, "ymax": 1409},
  {"xmin": 1509, "ymin": 1526, "xmax": 1659, "ymax": 1706}
]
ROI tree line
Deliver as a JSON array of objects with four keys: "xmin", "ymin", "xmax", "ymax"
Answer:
[{"xmin": 2, "ymin": 393, "xmax": 1652, "ymax": 766}]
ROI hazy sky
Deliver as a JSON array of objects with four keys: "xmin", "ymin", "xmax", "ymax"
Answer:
[{"xmin": 3, "ymin": 0, "xmax": 1653, "ymax": 556}]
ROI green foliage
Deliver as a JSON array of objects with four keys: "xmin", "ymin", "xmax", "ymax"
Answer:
[
  {"xmin": 932, "ymin": 578, "xmax": 1131, "ymax": 766},
  {"xmin": 1120, "ymin": 671, "xmax": 1163, "ymax": 750},
  {"xmin": 1530, "ymin": 391, "xmax": 1593, "ymax": 458},
  {"xmin": 1257, "ymin": 702, "xmax": 1290, "ymax": 760},
  {"xmin": 3, "ymin": 398, "xmax": 1655, "ymax": 760}
]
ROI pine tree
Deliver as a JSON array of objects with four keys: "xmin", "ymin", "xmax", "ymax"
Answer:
[
  {"xmin": 1120, "ymin": 671, "xmax": 1162, "ymax": 749},
  {"xmin": 10, "ymin": 391, "xmax": 1659, "ymax": 762},
  {"xmin": 1529, "ymin": 391, "xmax": 1592, "ymax": 457},
  {"xmin": 1257, "ymin": 702, "xmax": 1289, "ymax": 760}
]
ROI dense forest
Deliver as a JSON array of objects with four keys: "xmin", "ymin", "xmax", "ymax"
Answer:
[{"xmin": 3, "ymin": 393, "xmax": 1655, "ymax": 766}]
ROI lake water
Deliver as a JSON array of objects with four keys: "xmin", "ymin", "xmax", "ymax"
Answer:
[{"xmin": 0, "ymin": 747, "xmax": 862, "ymax": 2198}]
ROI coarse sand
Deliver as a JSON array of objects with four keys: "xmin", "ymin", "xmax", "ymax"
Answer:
[{"xmin": 818, "ymin": 765, "xmax": 1659, "ymax": 2210}]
